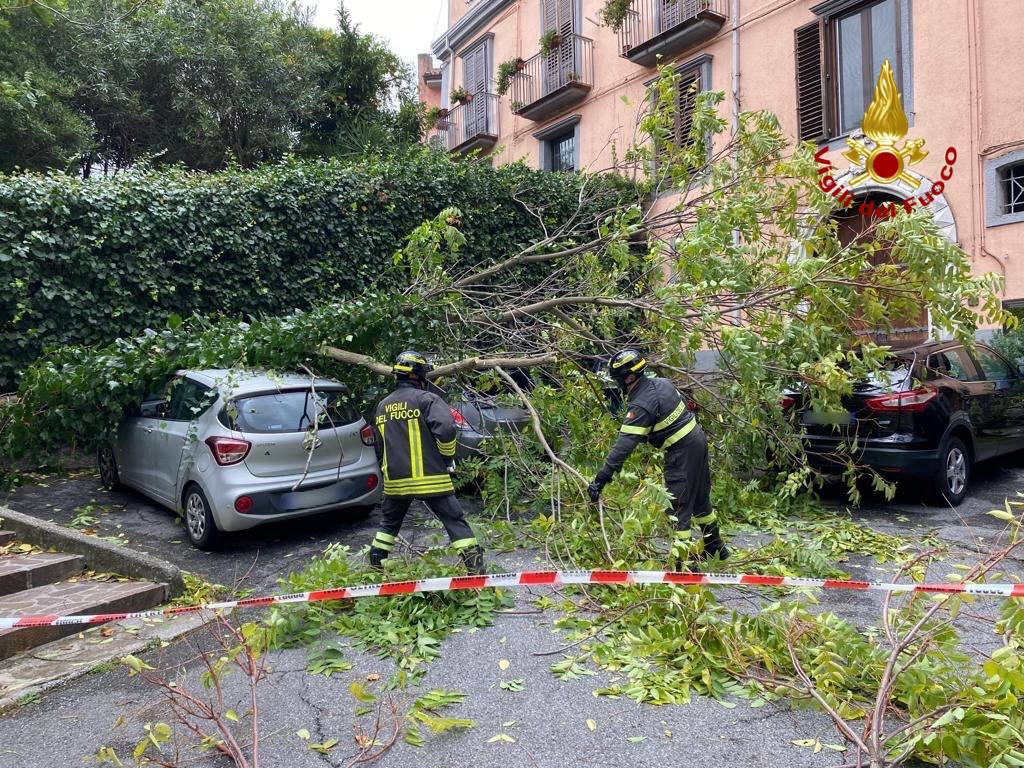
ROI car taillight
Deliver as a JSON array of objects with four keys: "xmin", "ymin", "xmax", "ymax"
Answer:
[
  {"xmin": 451, "ymin": 408, "xmax": 468, "ymax": 428},
  {"xmin": 360, "ymin": 424, "xmax": 375, "ymax": 445},
  {"xmin": 865, "ymin": 388, "xmax": 937, "ymax": 412},
  {"xmin": 780, "ymin": 395, "xmax": 796, "ymax": 411},
  {"xmin": 366, "ymin": 475, "xmax": 379, "ymax": 491},
  {"xmin": 234, "ymin": 495, "xmax": 254, "ymax": 513},
  {"xmin": 205, "ymin": 436, "xmax": 251, "ymax": 465}
]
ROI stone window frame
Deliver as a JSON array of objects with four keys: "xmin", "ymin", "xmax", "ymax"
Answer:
[
  {"xmin": 985, "ymin": 149, "xmax": 1024, "ymax": 228},
  {"xmin": 534, "ymin": 114, "xmax": 581, "ymax": 172}
]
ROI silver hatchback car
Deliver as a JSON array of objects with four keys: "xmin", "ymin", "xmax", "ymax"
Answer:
[{"xmin": 98, "ymin": 369, "xmax": 382, "ymax": 549}]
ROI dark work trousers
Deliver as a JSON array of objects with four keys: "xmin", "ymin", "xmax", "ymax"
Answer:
[
  {"xmin": 664, "ymin": 424, "xmax": 720, "ymax": 556},
  {"xmin": 373, "ymin": 494, "xmax": 477, "ymax": 552}
]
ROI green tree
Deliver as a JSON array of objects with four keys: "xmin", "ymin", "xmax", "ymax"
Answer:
[
  {"xmin": 0, "ymin": 6, "xmax": 91, "ymax": 172},
  {"xmin": 59, "ymin": 0, "xmax": 324, "ymax": 171},
  {"xmin": 1, "ymin": 0, "xmax": 419, "ymax": 172},
  {"xmin": 297, "ymin": 3, "xmax": 421, "ymax": 159}
]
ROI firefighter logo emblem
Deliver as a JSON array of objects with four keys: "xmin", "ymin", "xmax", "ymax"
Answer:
[{"xmin": 842, "ymin": 59, "xmax": 927, "ymax": 188}]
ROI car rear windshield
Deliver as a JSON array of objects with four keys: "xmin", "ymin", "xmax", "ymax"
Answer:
[
  {"xmin": 220, "ymin": 389, "xmax": 358, "ymax": 433},
  {"xmin": 864, "ymin": 361, "xmax": 913, "ymax": 391}
]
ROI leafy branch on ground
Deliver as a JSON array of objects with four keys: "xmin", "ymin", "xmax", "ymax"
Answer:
[
  {"xmin": 269, "ymin": 544, "xmax": 513, "ymax": 688},
  {"xmin": 92, "ymin": 614, "xmax": 271, "ymax": 768}
]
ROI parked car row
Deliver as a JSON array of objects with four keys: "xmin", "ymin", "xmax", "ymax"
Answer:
[
  {"xmin": 788, "ymin": 340, "xmax": 1024, "ymax": 505},
  {"xmin": 99, "ymin": 368, "xmax": 531, "ymax": 549},
  {"xmin": 99, "ymin": 341, "xmax": 1023, "ymax": 550}
]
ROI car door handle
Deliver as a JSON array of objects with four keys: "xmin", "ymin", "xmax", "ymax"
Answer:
[{"xmin": 143, "ymin": 426, "xmax": 154, "ymax": 434}]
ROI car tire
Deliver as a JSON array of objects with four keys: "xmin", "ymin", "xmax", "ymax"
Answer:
[
  {"xmin": 182, "ymin": 484, "xmax": 221, "ymax": 550},
  {"xmin": 97, "ymin": 444, "xmax": 121, "ymax": 490},
  {"xmin": 929, "ymin": 436, "xmax": 970, "ymax": 506}
]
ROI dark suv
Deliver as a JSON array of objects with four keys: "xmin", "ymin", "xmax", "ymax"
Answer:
[{"xmin": 792, "ymin": 341, "xmax": 1024, "ymax": 505}]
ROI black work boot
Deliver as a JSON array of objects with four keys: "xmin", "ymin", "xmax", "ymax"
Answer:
[
  {"xmin": 699, "ymin": 523, "xmax": 730, "ymax": 562},
  {"xmin": 460, "ymin": 545, "xmax": 485, "ymax": 576},
  {"xmin": 369, "ymin": 547, "xmax": 389, "ymax": 569}
]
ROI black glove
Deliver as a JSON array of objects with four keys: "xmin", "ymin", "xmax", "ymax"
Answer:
[{"xmin": 587, "ymin": 478, "xmax": 605, "ymax": 503}]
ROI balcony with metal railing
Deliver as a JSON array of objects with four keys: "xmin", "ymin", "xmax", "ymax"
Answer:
[
  {"xmin": 509, "ymin": 33, "xmax": 593, "ymax": 122},
  {"xmin": 427, "ymin": 93, "xmax": 500, "ymax": 155},
  {"xmin": 618, "ymin": 0, "xmax": 727, "ymax": 67}
]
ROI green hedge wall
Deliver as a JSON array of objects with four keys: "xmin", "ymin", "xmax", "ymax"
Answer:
[{"xmin": 0, "ymin": 151, "xmax": 630, "ymax": 390}]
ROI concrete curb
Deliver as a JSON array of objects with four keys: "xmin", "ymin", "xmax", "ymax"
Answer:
[
  {"xmin": 0, "ymin": 506, "xmax": 185, "ymax": 597},
  {"xmin": 0, "ymin": 611, "xmax": 210, "ymax": 714}
]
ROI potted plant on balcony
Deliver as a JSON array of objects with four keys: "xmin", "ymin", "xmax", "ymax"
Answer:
[
  {"xmin": 599, "ymin": 0, "xmax": 633, "ymax": 32},
  {"xmin": 496, "ymin": 58, "xmax": 524, "ymax": 96},
  {"xmin": 424, "ymin": 106, "xmax": 441, "ymax": 130},
  {"xmin": 539, "ymin": 29, "xmax": 562, "ymax": 55},
  {"xmin": 450, "ymin": 86, "xmax": 472, "ymax": 105}
]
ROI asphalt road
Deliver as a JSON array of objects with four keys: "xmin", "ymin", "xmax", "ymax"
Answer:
[{"xmin": 1, "ymin": 453, "xmax": 1023, "ymax": 767}]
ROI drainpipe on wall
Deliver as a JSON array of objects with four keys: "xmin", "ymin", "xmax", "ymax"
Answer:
[
  {"xmin": 731, "ymin": 0, "xmax": 741, "ymax": 323},
  {"xmin": 730, "ymin": 0, "xmax": 740, "ymax": 138},
  {"xmin": 967, "ymin": 0, "xmax": 1006, "ymax": 287}
]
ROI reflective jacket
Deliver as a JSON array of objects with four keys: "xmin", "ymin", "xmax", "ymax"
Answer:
[
  {"xmin": 596, "ymin": 375, "xmax": 695, "ymax": 483},
  {"xmin": 374, "ymin": 382, "xmax": 458, "ymax": 497}
]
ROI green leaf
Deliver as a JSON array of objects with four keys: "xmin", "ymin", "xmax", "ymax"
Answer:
[
  {"xmin": 308, "ymin": 738, "xmax": 339, "ymax": 753},
  {"xmin": 349, "ymin": 682, "xmax": 376, "ymax": 702},
  {"xmin": 120, "ymin": 655, "xmax": 154, "ymax": 675}
]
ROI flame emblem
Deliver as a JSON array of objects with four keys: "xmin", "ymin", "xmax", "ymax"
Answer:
[{"xmin": 842, "ymin": 59, "xmax": 927, "ymax": 187}]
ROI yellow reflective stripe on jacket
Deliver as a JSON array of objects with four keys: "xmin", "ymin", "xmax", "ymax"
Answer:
[
  {"xmin": 384, "ymin": 484, "xmax": 454, "ymax": 496},
  {"xmin": 384, "ymin": 483, "xmax": 455, "ymax": 497},
  {"xmin": 436, "ymin": 437, "xmax": 457, "ymax": 457},
  {"xmin": 620, "ymin": 424, "xmax": 651, "ymax": 436},
  {"xmin": 654, "ymin": 401, "xmax": 687, "ymax": 433},
  {"xmin": 384, "ymin": 473, "xmax": 453, "ymax": 488},
  {"xmin": 661, "ymin": 418, "xmax": 696, "ymax": 450},
  {"xmin": 383, "ymin": 473, "xmax": 454, "ymax": 495},
  {"xmin": 408, "ymin": 418, "xmax": 423, "ymax": 478},
  {"xmin": 378, "ymin": 424, "xmax": 389, "ymax": 480}
]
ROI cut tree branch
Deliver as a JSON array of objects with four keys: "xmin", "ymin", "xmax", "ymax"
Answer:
[{"xmin": 323, "ymin": 347, "xmax": 556, "ymax": 379}]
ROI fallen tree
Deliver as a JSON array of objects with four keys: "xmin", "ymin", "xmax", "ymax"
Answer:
[
  {"xmin": 2, "ymin": 66, "xmax": 1010, "ymax": 499},
  {"xmin": 7, "ymin": 64, "xmax": 1017, "ymax": 768}
]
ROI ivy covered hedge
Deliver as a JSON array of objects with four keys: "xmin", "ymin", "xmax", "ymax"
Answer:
[{"xmin": 0, "ymin": 151, "xmax": 631, "ymax": 390}]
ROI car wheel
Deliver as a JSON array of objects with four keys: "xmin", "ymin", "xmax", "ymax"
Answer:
[
  {"xmin": 929, "ymin": 436, "xmax": 970, "ymax": 506},
  {"xmin": 97, "ymin": 445, "xmax": 121, "ymax": 490},
  {"xmin": 182, "ymin": 484, "xmax": 221, "ymax": 550}
]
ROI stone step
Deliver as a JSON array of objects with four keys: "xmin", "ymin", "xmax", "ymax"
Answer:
[
  {"xmin": 0, "ymin": 531, "xmax": 15, "ymax": 545},
  {"xmin": 0, "ymin": 580, "xmax": 168, "ymax": 661},
  {"xmin": 0, "ymin": 553, "xmax": 86, "ymax": 596}
]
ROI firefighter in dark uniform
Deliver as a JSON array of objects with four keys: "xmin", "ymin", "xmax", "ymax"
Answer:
[
  {"xmin": 368, "ymin": 351, "xmax": 485, "ymax": 574},
  {"xmin": 587, "ymin": 349, "xmax": 729, "ymax": 565}
]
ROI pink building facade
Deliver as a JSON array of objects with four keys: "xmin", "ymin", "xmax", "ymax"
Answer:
[{"xmin": 420, "ymin": 0, "xmax": 1024, "ymax": 320}]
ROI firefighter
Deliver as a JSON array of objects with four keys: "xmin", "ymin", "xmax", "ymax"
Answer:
[
  {"xmin": 587, "ymin": 349, "xmax": 729, "ymax": 566},
  {"xmin": 368, "ymin": 350, "xmax": 485, "ymax": 574}
]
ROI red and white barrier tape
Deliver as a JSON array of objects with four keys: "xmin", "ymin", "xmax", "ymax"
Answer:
[{"xmin": 2, "ymin": 570, "xmax": 1021, "ymax": 629}]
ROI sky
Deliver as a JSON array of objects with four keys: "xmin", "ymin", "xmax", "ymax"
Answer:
[{"xmin": 305, "ymin": 0, "xmax": 447, "ymax": 69}]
